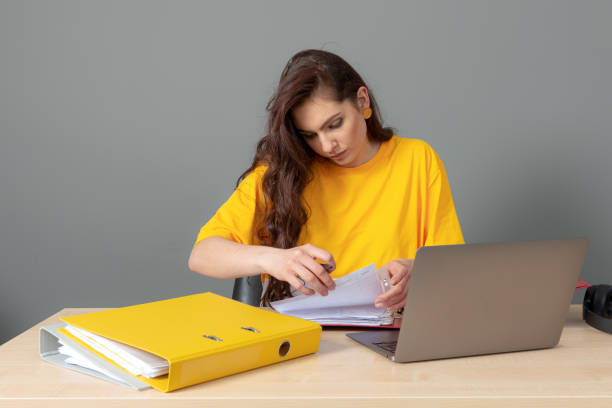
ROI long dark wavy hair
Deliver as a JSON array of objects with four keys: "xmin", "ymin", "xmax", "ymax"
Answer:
[{"xmin": 237, "ymin": 49, "xmax": 394, "ymax": 305}]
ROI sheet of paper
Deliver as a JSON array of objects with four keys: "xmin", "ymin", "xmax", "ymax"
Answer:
[
  {"xmin": 58, "ymin": 341, "xmax": 125, "ymax": 383},
  {"xmin": 271, "ymin": 263, "xmax": 382, "ymax": 312},
  {"xmin": 295, "ymin": 305, "xmax": 388, "ymax": 319},
  {"xmin": 271, "ymin": 263, "xmax": 392, "ymax": 326},
  {"xmin": 65, "ymin": 325, "xmax": 168, "ymax": 378}
]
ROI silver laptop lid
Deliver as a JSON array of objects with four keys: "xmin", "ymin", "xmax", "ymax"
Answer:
[{"xmin": 394, "ymin": 238, "xmax": 589, "ymax": 363}]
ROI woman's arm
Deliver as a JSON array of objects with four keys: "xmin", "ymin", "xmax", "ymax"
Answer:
[
  {"xmin": 188, "ymin": 236, "xmax": 273, "ymax": 279},
  {"xmin": 188, "ymin": 236, "xmax": 336, "ymax": 296}
]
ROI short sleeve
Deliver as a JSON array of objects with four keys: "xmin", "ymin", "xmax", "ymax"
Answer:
[
  {"xmin": 193, "ymin": 167, "xmax": 266, "ymax": 247},
  {"xmin": 423, "ymin": 145, "xmax": 465, "ymax": 246}
]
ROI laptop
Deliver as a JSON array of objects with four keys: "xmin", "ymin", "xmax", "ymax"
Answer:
[{"xmin": 347, "ymin": 238, "xmax": 589, "ymax": 362}]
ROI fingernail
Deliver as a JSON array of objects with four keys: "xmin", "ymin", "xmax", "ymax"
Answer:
[{"xmin": 375, "ymin": 303, "xmax": 382, "ymax": 308}]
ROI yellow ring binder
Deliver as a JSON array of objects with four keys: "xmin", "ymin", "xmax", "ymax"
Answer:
[{"xmin": 45, "ymin": 292, "xmax": 321, "ymax": 392}]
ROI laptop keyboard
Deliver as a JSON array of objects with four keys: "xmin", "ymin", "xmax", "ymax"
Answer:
[{"xmin": 374, "ymin": 341, "xmax": 397, "ymax": 353}]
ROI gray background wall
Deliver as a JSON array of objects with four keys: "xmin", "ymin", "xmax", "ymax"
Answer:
[{"xmin": 1, "ymin": 0, "xmax": 611, "ymax": 344}]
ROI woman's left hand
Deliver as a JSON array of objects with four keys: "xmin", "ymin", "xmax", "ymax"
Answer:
[{"xmin": 374, "ymin": 258, "xmax": 414, "ymax": 311}]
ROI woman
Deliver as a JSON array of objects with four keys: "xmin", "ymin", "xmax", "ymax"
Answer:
[{"xmin": 188, "ymin": 49, "xmax": 464, "ymax": 311}]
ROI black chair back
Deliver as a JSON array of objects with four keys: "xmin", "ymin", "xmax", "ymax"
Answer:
[{"xmin": 231, "ymin": 276, "xmax": 262, "ymax": 306}]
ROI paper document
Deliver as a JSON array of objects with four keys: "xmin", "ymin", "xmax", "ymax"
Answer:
[
  {"xmin": 58, "ymin": 340, "xmax": 125, "ymax": 383},
  {"xmin": 60, "ymin": 325, "xmax": 168, "ymax": 378},
  {"xmin": 271, "ymin": 263, "xmax": 393, "ymax": 326}
]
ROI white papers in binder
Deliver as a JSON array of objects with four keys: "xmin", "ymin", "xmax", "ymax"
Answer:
[
  {"xmin": 271, "ymin": 263, "xmax": 393, "ymax": 326},
  {"xmin": 63, "ymin": 325, "xmax": 168, "ymax": 378}
]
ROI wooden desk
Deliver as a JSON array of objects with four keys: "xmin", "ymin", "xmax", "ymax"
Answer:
[{"xmin": 0, "ymin": 305, "xmax": 611, "ymax": 407}]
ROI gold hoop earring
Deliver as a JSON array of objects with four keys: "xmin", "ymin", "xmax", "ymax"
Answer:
[{"xmin": 363, "ymin": 108, "xmax": 372, "ymax": 120}]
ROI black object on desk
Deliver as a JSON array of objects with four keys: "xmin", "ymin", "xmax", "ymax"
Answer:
[{"xmin": 583, "ymin": 284, "xmax": 612, "ymax": 334}]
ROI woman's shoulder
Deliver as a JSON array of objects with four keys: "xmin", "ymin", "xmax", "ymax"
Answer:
[
  {"xmin": 387, "ymin": 137, "xmax": 447, "ymax": 177},
  {"xmin": 235, "ymin": 163, "xmax": 269, "ymax": 196},
  {"xmin": 391, "ymin": 136, "xmax": 439, "ymax": 160},
  {"xmin": 232, "ymin": 164, "xmax": 269, "ymax": 206},
  {"xmin": 393, "ymin": 136, "xmax": 434, "ymax": 151},
  {"xmin": 252, "ymin": 163, "xmax": 269, "ymax": 177},
  {"xmin": 240, "ymin": 163, "xmax": 268, "ymax": 182}
]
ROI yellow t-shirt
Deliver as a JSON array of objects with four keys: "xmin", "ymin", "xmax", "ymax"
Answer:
[{"xmin": 194, "ymin": 136, "xmax": 464, "ymax": 278}]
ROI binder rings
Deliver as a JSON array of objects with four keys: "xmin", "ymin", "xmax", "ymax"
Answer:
[{"xmin": 39, "ymin": 292, "xmax": 322, "ymax": 392}]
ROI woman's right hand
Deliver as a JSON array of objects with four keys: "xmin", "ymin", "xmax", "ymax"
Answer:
[{"xmin": 263, "ymin": 244, "xmax": 337, "ymax": 296}]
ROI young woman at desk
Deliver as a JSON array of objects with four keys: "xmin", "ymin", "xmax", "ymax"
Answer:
[{"xmin": 188, "ymin": 49, "xmax": 464, "ymax": 311}]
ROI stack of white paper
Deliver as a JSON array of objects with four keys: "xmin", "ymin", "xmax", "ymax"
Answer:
[
  {"xmin": 58, "ymin": 340, "xmax": 126, "ymax": 383},
  {"xmin": 271, "ymin": 263, "xmax": 393, "ymax": 326},
  {"xmin": 59, "ymin": 325, "xmax": 168, "ymax": 378}
]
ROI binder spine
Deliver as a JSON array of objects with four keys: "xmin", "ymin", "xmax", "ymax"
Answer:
[{"xmin": 167, "ymin": 328, "xmax": 321, "ymax": 392}]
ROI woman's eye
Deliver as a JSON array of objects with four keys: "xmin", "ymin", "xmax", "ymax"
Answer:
[
  {"xmin": 301, "ymin": 132, "xmax": 316, "ymax": 139},
  {"xmin": 329, "ymin": 118, "xmax": 343, "ymax": 129}
]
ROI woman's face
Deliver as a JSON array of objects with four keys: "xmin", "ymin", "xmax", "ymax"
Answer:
[{"xmin": 291, "ymin": 86, "xmax": 379, "ymax": 168}]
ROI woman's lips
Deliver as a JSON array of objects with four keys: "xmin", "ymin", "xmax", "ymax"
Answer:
[{"xmin": 330, "ymin": 150, "xmax": 346, "ymax": 160}]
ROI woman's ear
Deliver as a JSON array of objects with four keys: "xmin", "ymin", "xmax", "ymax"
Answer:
[{"xmin": 356, "ymin": 86, "xmax": 371, "ymax": 110}]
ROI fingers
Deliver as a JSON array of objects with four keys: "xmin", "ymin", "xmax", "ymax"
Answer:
[
  {"xmin": 374, "ymin": 263, "xmax": 410, "ymax": 309},
  {"xmin": 385, "ymin": 259, "xmax": 413, "ymax": 285},
  {"xmin": 301, "ymin": 255, "xmax": 336, "ymax": 290},
  {"xmin": 386, "ymin": 299, "xmax": 406, "ymax": 312},
  {"xmin": 389, "ymin": 270, "xmax": 404, "ymax": 286},
  {"xmin": 375, "ymin": 285, "xmax": 407, "ymax": 311},
  {"xmin": 301, "ymin": 244, "xmax": 336, "ymax": 272},
  {"xmin": 292, "ymin": 262, "xmax": 330, "ymax": 296},
  {"xmin": 375, "ymin": 292, "xmax": 407, "ymax": 311},
  {"xmin": 286, "ymin": 275, "xmax": 315, "ymax": 296},
  {"xmin": 280, "ymin": 244, "xmax": 336, "ymax": 296},
  {"xmin": 374, "ymin": 283, "xmax": 408, "ymax": 309}
]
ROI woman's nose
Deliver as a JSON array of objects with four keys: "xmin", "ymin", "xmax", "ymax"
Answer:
[{"xmin": 319, "ymin": 134, "xmax": 338, "ymax": 154}]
